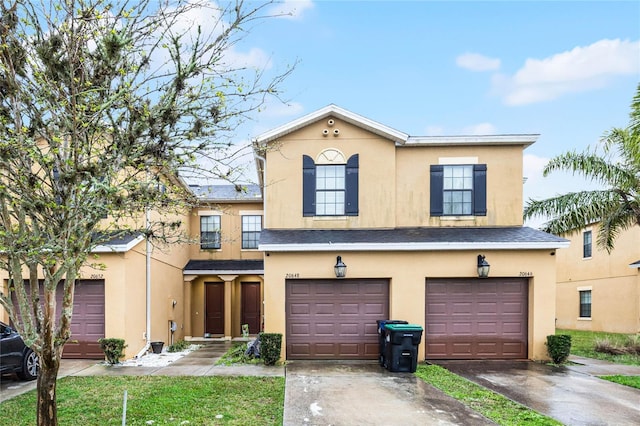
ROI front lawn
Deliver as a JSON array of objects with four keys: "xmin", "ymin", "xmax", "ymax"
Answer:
[
  {"xmin": 0, "ymin": 376, "xmax": 284, "ymax": 425},
  {"xmin": 415, "ymin": 364, "xmax": 561, "ymax": 426},
  {"xmin": 599, "ymin": 375, "xmax": 640, "ymax": 389},
  {"xmin": 557, "ymin": 329, "xmax": 640, "ymax": 366}
]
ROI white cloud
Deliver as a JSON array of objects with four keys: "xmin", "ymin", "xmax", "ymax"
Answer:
[
  {"xmin": 495, "ymin": 38, "xmax": 640, "ymax": 106},
  {"xmin": 461, "ymin": 122, "xmax": 497, "ymax": 135},
  {"xmin": 456, "ymin": 53, "xmax": 501, "ymax": 71},
  {"xmin": 269, "ymin": 0, "xmax": 315, "ymax": 20}
]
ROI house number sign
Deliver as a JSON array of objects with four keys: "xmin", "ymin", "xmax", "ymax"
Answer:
[
  {"xmin": 285, "ymin": 273, "xmax": 300, "ymax": 279},
  {"xmin": 519, "ymin": 272, "xmax": 533, "ymax": 277}
]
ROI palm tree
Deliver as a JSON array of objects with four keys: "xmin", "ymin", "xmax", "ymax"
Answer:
[{"xmin": 524, "ymin": 83, "xmax": 640, "ymax": 252}]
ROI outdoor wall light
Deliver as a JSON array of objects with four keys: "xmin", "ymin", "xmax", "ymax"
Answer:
[
  {"xmin": 477, "ymin": 254, "xmax": 490, "ymax": 278},
  {"xmin": 334, "ymin": 256, "xmax": 347, "ymax": 278}
]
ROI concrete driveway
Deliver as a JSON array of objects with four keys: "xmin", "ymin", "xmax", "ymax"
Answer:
[
  {"xmin": 283, "ymin": 361, "xmax": 495, "ymax": 426},
  {"xmin": 434, "ymin": 357, "xmax": 640, "ymax": 426}
]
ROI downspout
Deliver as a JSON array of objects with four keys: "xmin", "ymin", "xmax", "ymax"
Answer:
[{"xmin": 136, "ymin": 206, "xmax": 152, "ymax": 358}]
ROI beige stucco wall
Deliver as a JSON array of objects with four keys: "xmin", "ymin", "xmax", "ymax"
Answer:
[
  {"xmin": 263, "ymin": 249, "xmax": 557, "ymax": 361},
  {"xmin": 189, "ymin": 202, "xmax": 264, "ymax": 260},
  {"xmin": 264, "ymin": 117, "xmax": 397, "ymax": 229},
  {"xmin": 396, "ymin": 145, "xmax": 525, "ymax": 227},
  {"xmin": 0, "ymin": 205, "xmax": 193, "ymax": 359},
  {"xmin": 556, "ymin": 224, "xmax": 640, "ymax": 333}
]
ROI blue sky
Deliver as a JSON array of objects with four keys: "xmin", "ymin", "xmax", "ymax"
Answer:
[{"xmin": 221, "ymin": 0, "xmax": 639, "ymax": 223}]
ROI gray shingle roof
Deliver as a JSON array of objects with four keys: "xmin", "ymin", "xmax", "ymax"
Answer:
[
  {"xmin": 183, "ymin": 259, "xmax": 264, "ymax": 274},
  {"xmin": 189, "ymin": 184, "xmax": 262, "ymax": 202},
  {"xmin": 259, "ymin": 227, "xmax": 568, "ymax": 251}
]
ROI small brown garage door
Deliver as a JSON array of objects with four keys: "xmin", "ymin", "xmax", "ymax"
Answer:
[
  {"xmin": 12, "ymin": 279, "xmax": 105, "ymax": 359},
  {"xmin": 62, "ymin": 280, "xmax": 105, "ymax": 359},
  {"xmin": 425, "ymin": 278, "xmax": 528, "ymax": 359},
  {"xmin": 286, "ymin": 279, "xmax": 389, "ymax": 359}
]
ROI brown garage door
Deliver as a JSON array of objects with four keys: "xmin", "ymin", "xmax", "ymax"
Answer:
[
  {"xmin": 286, "ymin": 279, "xmax": 389, "ymax": 359},
  {"xmin": 425, "ymin": 278, "xmax": 528, "ymax": 359},
  {"xmin": 12, "ymin": 279, "xmax": 105, "ymax": 359},
  {"xmin": 63, "ymin": 280, "xmax": 105, "ymax": 359}
]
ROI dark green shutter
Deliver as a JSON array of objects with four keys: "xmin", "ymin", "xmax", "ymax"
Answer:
[
  {"xmin": 302, "ymin": 155, "xmax": 316, "ymax": 216},
  {"xmin": 430, "ymin": 165, "xmax": 444, "ymax": 216},
  {"xmin": 345, "ymin": 154, "xmax": 359, "ymax": 216},
  {"xmin": 473, "ymin": 164, "xmax": 487, "ymax": 216}
]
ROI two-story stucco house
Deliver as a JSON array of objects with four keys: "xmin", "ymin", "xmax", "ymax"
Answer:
[
  {"xmin": 254, "ymin": 105, "xmax": 568, "ymax": 361},
  {"xmin": 2, "ymin": 104, "xmax": 569, "ymax": 362},
  {"xmin": 556, "ymin": 223, "xmax": 640, "ymax": 334}
]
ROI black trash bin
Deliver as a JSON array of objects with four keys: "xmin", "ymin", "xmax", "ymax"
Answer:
[
  {"xmin": 150, "ymin": 341, "xmax": 164, "ymax": 354},
  {"xmin": 376, "ymin": 320, "xmax": 408, "ymax": 366},
  {"xmin": 383, "ymin": 324, "xmax": 423, "ymax": 373}
]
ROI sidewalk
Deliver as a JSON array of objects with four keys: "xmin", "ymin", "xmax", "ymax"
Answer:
[{"xmin": 1, "ymin": 342, "xmax": 284, "ymax": 403}]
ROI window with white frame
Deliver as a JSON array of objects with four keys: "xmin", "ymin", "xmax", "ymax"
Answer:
[
  {"xmin": 443, "ymin": 165, "xmax": 474, "ymax": 215},
  {"xmin": 200, "ymin": 215, "xmax": 221, "ymax": 249},
  {"xmin": 583, "ymin": 230, "xmax": 592, "ymax": 258},
  {"xmin": 242, "ymin": 215, "xmax": 262, "ymax": 249},
  {"xmin": 316, "ymin": 164, "xmax": 346, "ymax": 216},
  {"xmin": 579, "ymin": 290, "xmax": 592, "ymax": 318}
]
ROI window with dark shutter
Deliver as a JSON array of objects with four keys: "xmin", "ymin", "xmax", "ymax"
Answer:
[
  {"xmin": 430, "ymin": 164, "xmax": 487, "ymax": 217},
  {"xmin": 302, "ymin": 154, "xmax": 359, "ymax": 217}
]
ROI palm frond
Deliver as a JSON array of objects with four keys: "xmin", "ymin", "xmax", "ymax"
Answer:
[{"xmin": 542, "ymin": 151, "xmax": 634, "ymax": 189}]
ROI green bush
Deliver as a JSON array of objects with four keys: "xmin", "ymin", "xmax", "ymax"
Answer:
[
  {"xmin": 546, "ymin": 334, "xmax": 571, "ymax": 364},
  {"xmin": 167, "ymin": 340, "xmax": 190, "ymax": 353},
  {"xmin": 259, "ymin": 332, "xmax": 282, "ymax": 366},
  {"xmin": 98, "ymin": 338, "xmax": 127, "ymax": 364}
]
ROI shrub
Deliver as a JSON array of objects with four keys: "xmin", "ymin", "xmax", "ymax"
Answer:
[
  {"xmin": 98, "ymin": 338, "xmax": 127, "ymax": 364},
  {"xmin": 595, "ymin": 335, "xmax": 640, "ymax": 356},
  {"xmin": 546, "ymin": 334, "xmax": 571, "ymax": 364},
  {"xmin": 259, "ymin": 332, "xmax": 282, "ymax": 366},
  {"xmin": 167, "ymin": 340, "xmax": 190, "ymax": 353}
]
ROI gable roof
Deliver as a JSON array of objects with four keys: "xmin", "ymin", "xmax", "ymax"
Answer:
[
  {"xmin": 253, "ymin": 104, "xmax": 409, "ymax": 146},
  {"xmin": 259, "ymin": 227, "xmax": 569, "ymax": 252}
]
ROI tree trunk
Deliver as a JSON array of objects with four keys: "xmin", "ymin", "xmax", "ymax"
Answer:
[{"xmin": 36, "ymin": 350, "xmax": 60, "ymax": 426}]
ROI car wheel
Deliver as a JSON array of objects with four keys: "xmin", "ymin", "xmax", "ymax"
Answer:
[{"xmin": 17, "ymin": 349, "xmax": 39, "ymax": 381}]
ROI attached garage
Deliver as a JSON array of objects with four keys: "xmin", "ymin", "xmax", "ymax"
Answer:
[
  {"xmin": 286, "ymin": 279, "xmax": 389, "ymax": 359},
  {"xmin": 425, "ymin": 278, "xmax": 528, "ymax": 359},
  {"xmin": 62, "ymin": 279, "xmax": 105, "ymax": 359}
]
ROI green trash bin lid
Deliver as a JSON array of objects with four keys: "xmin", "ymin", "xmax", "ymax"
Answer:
[{"xmin": 384, "ymin": 323, "xmax": 423, "ymax": 331}]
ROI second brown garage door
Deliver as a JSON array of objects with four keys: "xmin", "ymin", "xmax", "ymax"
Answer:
[
  {"xmin": 425, "ymin": 278, "xmax": 528, "ymax": 359},
  {"xmin": 286, "ymin": 279, "xmax": 389, "ymax": 359}
]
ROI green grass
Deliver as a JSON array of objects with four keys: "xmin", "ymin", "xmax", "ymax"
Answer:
[
  {"xmin": 415, "ymin": 364, "xmax": 562, "ymax": 426},
  {"xmin": 557, "ymin": 329, "xmax": 640, "ymax": 366},
  {"xmin": 600, "ymin": 375, "xmax": 640, "ymax": 389},
  {"xmin": 0, "ymin": 376, "xmax": 284, "ymax": 425}
]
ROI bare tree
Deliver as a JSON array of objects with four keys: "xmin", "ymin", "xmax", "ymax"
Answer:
[{"xmin": 0, "ymin": 1, "xmax": 292, "ymax": 424}]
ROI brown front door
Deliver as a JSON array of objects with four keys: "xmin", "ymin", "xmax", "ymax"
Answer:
[
  {"xmin": 241, "ymin": 282, "xmax": 261, "ymax": 335},
  {"xmin": 205, "ymin": 283, "xmax": 225, "ymax": 335},
  {"xmin": 286, "ymin": 279, "xmax": 389, "ymax": 360},
  {"xmin": 425, "ymin": 278, "xmax": 528, "ymax": 360}
]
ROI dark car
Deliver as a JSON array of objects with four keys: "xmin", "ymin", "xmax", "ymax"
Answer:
[{"xmin": 0, "ymin": 321, "xmax": 38, "ymax": 380}]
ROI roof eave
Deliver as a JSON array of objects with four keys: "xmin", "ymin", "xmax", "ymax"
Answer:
[
  {"xmin": 92, "ymin": 235, "xmax": 146, "ymax": 253},
  {"xmin": 259, "ymin": 241, "xmax": 570, "ymax": 252},
  {"xmin": 404, "ymin": 134, "xmax": 540, "ymax": 148},
  {"xmin": 253, "ymin": 104, "xmax": 409, "ymax": 146}
]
